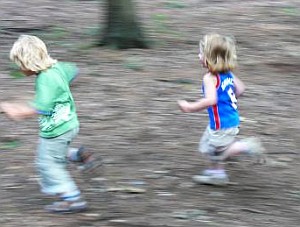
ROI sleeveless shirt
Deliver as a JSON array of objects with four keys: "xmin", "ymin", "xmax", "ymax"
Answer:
[{"xmin": 204, "ymin": 72, "xmax": 240, "ymax": 130}]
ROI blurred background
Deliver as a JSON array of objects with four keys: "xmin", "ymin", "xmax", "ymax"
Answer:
[{"xmin": 0, "ymin": 0, "xmax": 299, "ymax": 226}]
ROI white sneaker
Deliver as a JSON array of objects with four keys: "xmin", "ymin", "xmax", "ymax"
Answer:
[{"xmin": 193, "ymin": 170, "xmax": 229, "ymax": 186}]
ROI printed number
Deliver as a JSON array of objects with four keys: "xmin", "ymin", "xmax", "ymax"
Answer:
[{"xmin": 228, "ymin": 88, "xmax": 237, "ymax": 109}]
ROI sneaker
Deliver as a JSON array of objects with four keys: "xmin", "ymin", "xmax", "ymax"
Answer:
[
  {"xmin": 45, "ymin": 199, "xmax": 87, "ymax": 213},
  {"xmin": 243, "ymin": 137, "xmax": 266, "ymax": 163},
  {"xmin": 77, "ymin": 146, "xmax": 103, "ymax": 172},
  {"xmin": 193, "ymin": 170, "xmax": 229, "ymax": 186}
]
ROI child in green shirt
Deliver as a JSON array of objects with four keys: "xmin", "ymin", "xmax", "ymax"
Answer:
[{"xmin": 1, "ymin": 35, "xmax": 98, "ymax": 213}]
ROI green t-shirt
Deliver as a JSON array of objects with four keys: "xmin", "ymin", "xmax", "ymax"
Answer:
[{"xmin": 31, "ymin": 62, "xmax": 79, "ymax": 138}]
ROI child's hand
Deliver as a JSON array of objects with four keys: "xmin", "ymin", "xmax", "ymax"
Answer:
[
  {"xmin": 177, "ymin": 100, "xmax": 191, "ymax": 113},
  {"xmin": 0, "ymin": 102, "xmax": 21, "ymax": 121},
  {"xmin": 0, "ymin": 102, "xmax": 35, "ymax": 121}
]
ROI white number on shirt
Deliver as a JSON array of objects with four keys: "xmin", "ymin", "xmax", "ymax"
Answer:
[{"xmin": 228, "ymin": 87, "xmax": 237, "ymax": 109}]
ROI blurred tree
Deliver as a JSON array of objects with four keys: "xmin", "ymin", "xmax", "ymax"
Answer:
[{"xmin": 100, "ymin": 0, "xmax": 148, "ymax": 49}]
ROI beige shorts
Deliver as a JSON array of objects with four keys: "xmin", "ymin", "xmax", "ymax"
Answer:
[{"xmin": 199, "ymin": 125, "xmax": 239, "ymax": 155}]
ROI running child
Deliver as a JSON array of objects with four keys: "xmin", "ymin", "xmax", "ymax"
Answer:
[
  {"xmin": 1, "ymin": 35, "xmax": 97, "ymax": 212},
  {"xmin": 178, "ymin": 34, "xmax": 265, "ymax": 185}
]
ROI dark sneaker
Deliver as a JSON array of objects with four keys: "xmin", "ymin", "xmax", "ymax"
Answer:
[
  {"xmin": 77, "ymin": 146, "xmax": 103, "ymax": 172},
  {"xmin": 45, "ymin": 199, "xmax": 87, "ymax": 213},
  {"xmin": 193, "ymin": 170, "xmax": 229, "ymax": 186}
]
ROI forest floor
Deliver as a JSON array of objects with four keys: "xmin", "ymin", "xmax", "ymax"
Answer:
[{"xmin": 0, "ymin": 0, "xmax": 299, "ymax": 226}]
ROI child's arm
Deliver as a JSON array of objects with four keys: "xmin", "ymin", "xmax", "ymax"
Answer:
[
  {"xmin": 61, "ymin": 62, "xmax": 79, "ymax": 86},
  {"xmin": 0, "ymin": 102, "xmax": 37, "ymax": 121},
  {"xmin": 233, "ymin": 75, "xmax": 245, "ymax": 98},
  {"xmin": 178, "ymin": 73, "xmax": 217, "ymax": 113}
]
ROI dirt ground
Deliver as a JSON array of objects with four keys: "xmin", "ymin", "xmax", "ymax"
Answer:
[{"xmin": 0, "ymin": 0, "xmax": 299, "ymax": 226}]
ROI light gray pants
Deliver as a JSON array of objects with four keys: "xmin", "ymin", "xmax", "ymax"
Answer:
[{"xmin": 36, "ymin": 127, "xmax": 80, "ymax": 195}]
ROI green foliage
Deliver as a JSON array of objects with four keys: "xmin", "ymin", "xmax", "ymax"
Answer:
[
  {"xmin": 164, "ymin": 0, "xmax": 186, "ymax": 9},
  {"xmin": 9, "ymin": 63, "xmax": 24, "ymax": 79},
  {"xmin": 83, "ymin": 26, "xmax": 102, "ymax": 37},
  {"xmin": 282, "ymin": 7, "xmax": 299, "ymax": 16},
  {"xmin": 150, "ymin": 11, "xmax": 185, "ymax": 47},
  {"xmin": 152, "ymin": 13, "xmax": 168, "ymax": 22},
  {"xmin": 31, "ymin": 26, "xmax": 69, "ymax": 40},
  {"xmin": 47, "ymin": 26, "xmax": 69, "ymax": 39},
  {"xmin": 10, "ymin": 71, "xmax": 24, "ymax": 79},
  {"xmin": 152, "ymin": 13, "xmax": 169, "ymax": 34},
  {"xmin": 123, "ymin": 56, "xmax": 144, "ymax": 71},
  {"xmin": 0, "ymin": 140, "xmax": 21, "ymax": 150},
  {"xmin": 76, "ymin": 43, "xmax": 96, "ymax": 51}
]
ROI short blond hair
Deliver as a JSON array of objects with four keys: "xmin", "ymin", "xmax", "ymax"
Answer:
[
  {"xmin": 200, "ymin": 34, "xmax": 237, "ymax": 73},
  {"xmin": 10, "ymin": 35, "xmax": 57, "ymax": 72}
]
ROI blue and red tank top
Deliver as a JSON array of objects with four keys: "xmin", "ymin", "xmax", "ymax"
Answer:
[{"xmin": 203, "ymin": 72, "xmax": 240, "ymax": 130}]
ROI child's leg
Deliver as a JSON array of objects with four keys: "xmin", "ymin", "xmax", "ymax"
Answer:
[
  {"xmin": 193, "ymin": 155, "xmax": 228, "ymax": 185},
  {"xmin": 67, "ymin": 146, "xmax": 102, "ymax": 172},
  {"xmin": 221, "ymin": 137, "xmax": 265, "ymax": 161},
  {"xmin": 36, "ymin": 134, "xmax": 79, "ymax": 196},
  {"xmin": 67, "ymin": 147, "xmax": 82, "ymax": 162},
  {"xmin": 36, "ymin": 127, "xmax": 87, "ymax": 212},
  {"xmin": 198, "ymin": 126, "xmax": 233, "ymax": 171},
  {"xmin": 68, "ymin": 146, "xmax": 93, "ymax": 162},
  {"xmin": 193, "ymin": 127, "xmax": 229, "ymax": 185}
]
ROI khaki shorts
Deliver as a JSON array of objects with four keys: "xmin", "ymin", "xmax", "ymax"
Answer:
[{"xmin": 199, "ymin": 125, "xmax": 239, "ymax": 155}]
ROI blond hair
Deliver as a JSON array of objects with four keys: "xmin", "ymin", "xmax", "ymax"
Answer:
[
  {"xmin": 200, "ymin": 34, "xmax": 237, "ymax": 73},
  {"xmin": 10, "ymin": 35, "xmax": 57, "ymax": 72}
]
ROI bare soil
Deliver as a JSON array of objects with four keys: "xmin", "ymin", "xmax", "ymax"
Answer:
[{"xmin": 0, "ymin": 0, "xmax": 299, "ymax": 226}]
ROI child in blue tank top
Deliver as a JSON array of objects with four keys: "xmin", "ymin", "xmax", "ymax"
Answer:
[{"xmin": 178, "ymin": 34, "xmax": 265, "ymax": 185}]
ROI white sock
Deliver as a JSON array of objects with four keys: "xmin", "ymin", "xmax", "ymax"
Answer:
[{"xmin": 67, "ymin": 147, "xmax": 80, "ymax": 162}]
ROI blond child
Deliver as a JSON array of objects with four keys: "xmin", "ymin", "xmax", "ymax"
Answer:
[
  {"xmin": 178, "ymin": 34, "xmax": 265, "ymax": 185},
  {"xmin": 1, "ymin": 35, "xmax": 97, "ymax": 212}
]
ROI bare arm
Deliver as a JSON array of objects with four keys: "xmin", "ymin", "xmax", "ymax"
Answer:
[
  {"xmin": 178, "ymin": 73, "xmax": 217, "ymax": 113},
  {"xmin": 233, "ymin": 75, "xmax": 245, "ymax": 98},
  {"xmin": 0, "ymin": 102, "xmax": 37, "ymax": 121}
]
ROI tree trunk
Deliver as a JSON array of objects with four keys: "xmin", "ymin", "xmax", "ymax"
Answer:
[{"xmin": 100, "ymin": 0, "xmax": 148, "ymax": 49}]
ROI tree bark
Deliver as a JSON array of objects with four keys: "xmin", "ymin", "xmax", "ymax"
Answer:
[{"xmin": 100, "ymin": 0, "xmax": 148, "ymax": 49}]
